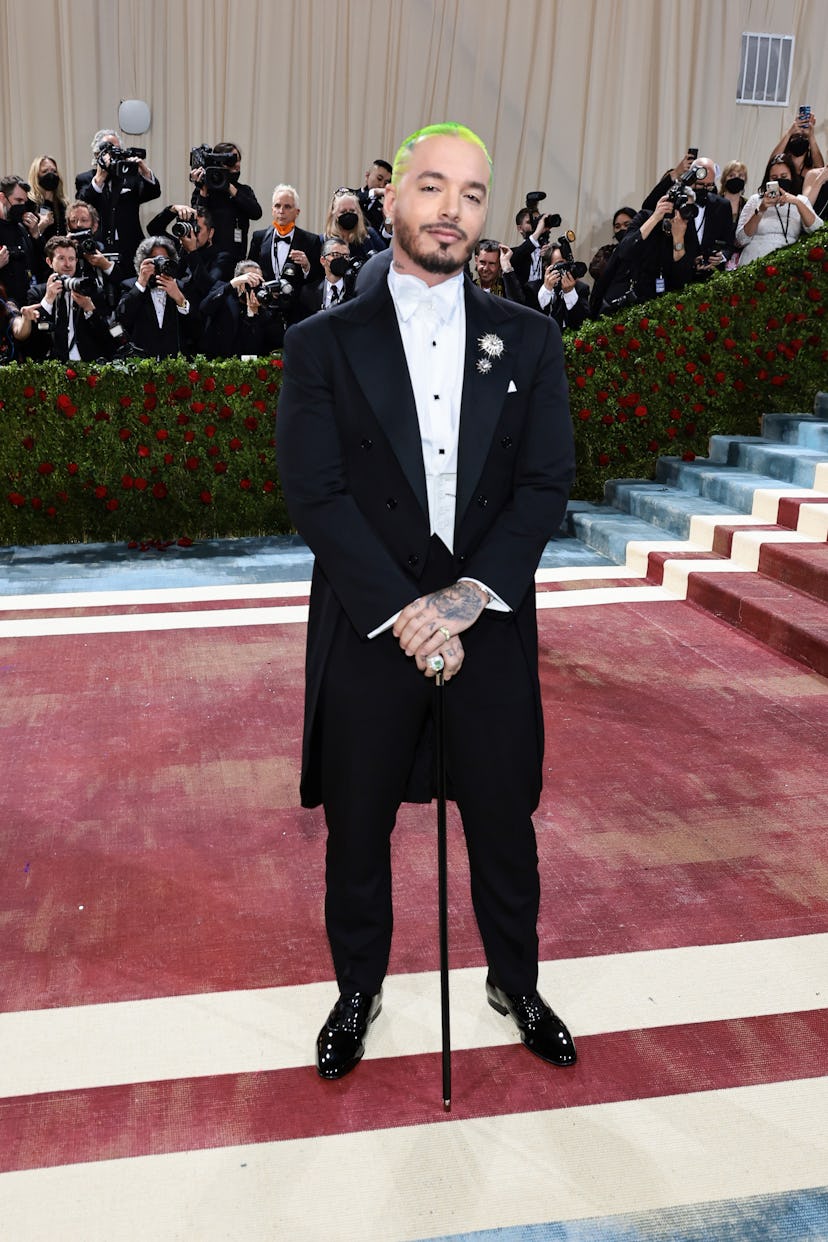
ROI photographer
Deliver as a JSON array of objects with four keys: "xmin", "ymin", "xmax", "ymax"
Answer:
[
  {"xmin": 75, "ymin": 130, "xmax": 161, "ymax": 268},
  {"xmin": 737, "ymin": 155, "xmax": 822, "ymax": 267},
  {"xmin": 146, "ymin": 203, "xmax": 233, "ymax": 300},
  {"xmin": 1, "ymin": 285, "xmax": 39, "ymax": 364},
  {"xmin": 528, "ymin": 238, "xmax": 589, "ymax": 330},
  {"xmin": 249, "ymin": 185, "xmax": 323, "ymax": 287},
  {"xmin": 116, "ymin": 236, "xmax": 194, "ymax": 358},
  {"xmin": 511, "ymin": 195, "xmax": 558, "ymax": 287},
  {"xmin": 0, "ymin": 175, "xmax": 38, "ymax": 305},
  {"xmin": 65, "ymin": 200, "xmax": 125, "ymax": 320},
  {"xmin": 643, "ymin": 154, "xmax": 735, "ymax": 278},
  {"xmin": 30, "ymin": 235, "xmax": 114, "ymax": 361},
  {"xmin": 473, "ymin": 239, "xmax": 526, "ymax": 303},
  {"xmin": 297, "ymin": 237, "xmax": 356, "ymax": 316},
  {"xmin": 189, "ymin": 142, "xmax": 262, "ymax": 263},
  {"xmin": 591, "ymin": 195, "xmax": 694, "ymax": 317},
  {"xmin": 198, "ymin": 259, "xmax": 285, "ymax": 358}
]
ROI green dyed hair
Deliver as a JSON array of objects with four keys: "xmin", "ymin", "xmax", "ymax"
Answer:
[{"xmin": 391, "ymin": 123, "xmax": 493, "ymax": 188}]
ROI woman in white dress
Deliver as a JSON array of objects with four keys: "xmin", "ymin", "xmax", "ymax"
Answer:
[{"xmin": 737, "ymin": 154, "xmax": 822, "ymax": 267}]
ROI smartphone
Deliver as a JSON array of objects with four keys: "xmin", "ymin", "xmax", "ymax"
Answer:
[
  {"xmin": 766, "ymin": 180, "xmax": 780, "ymax": 198},
  {"xmin": 798, "ymin": 105, "xmax": 811, "ymax": 125},
  {"xmin": 687, "ymin": 147, "xmax": 699, "ymax": 159}
]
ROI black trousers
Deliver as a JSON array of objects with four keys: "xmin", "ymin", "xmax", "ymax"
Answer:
[{"xmin": 316, "ymin": 538, "xmax": 542, "ymax": 996}]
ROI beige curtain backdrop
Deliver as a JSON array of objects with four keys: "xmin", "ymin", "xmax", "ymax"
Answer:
[{"xmin": 1, "ymin": 0, "xmax": 823, "ymax": 265}]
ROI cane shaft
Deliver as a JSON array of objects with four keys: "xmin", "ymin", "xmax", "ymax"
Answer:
[{"xmin": 435, "ymin": 668, "xmax": 451, "ymax": 1109}]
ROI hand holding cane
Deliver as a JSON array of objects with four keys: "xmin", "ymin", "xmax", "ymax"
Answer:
[{"xmin": 427, "ymin": 650, "xmax": 452, "ymax": 1110}]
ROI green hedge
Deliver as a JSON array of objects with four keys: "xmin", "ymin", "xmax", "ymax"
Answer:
[{"xmin": 2, "ymin": 229, "xmax": 826, "ymax": 546}]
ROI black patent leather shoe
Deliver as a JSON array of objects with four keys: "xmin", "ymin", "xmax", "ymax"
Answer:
[
  {"xmin": 486, "ymin": 979, "xmax": 577, "ymax": 1066},
  {"xmin": 315, "ymin": 989, "xmax": 383, "ymax": 1079}
]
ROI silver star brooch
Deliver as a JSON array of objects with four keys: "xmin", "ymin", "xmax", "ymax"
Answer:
[{"xmin": 477, "ymin": 332, "xmax": 505, "ymax": 359}]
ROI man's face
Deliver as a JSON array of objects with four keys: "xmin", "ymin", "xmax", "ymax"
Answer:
[
  {"xmin": 195, "ymin": 216, "xmax": 213, "ymax": 247},
  {"xmin": 49, "ymin": 246, "xmax": 77, "ymax": 277},
  {"xmin": 321, "ymin": 245, "xmax": 349, "ymax": 282},
  {"xmin": 365, "ymin": 163, "xmax": 391, "ymax": 191},
  {"xmin": 7, "ymin": 183, "xmax": 28, "ymax": 210},
  {"xmin": 68, "ymin": 206, "xmax": 94, "ymax": 232},
  {"xmin": 516, "ymin": 210, "xmax": 533, "ymax": 238},
  {"xmin": 385, "ymin": 134, "xmax": 489, "ymax": 283},
  {"xmin": 475, "ymin": 247, "xmax": 500, "ymax": 288},
  {"xmin": 272, "ymin": 193, "xmax": 299, "ymax": 228}
]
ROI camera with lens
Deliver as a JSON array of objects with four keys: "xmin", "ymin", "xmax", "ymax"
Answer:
[
  {"xmin": 666, "ymin": 165, "xmax": 701, "ymax": 220},
  {"xmin": 548, "ymin": 231, "xmax": 588, "ymax": 280},
  {"xmin": 68, "ymin": 229, "xmax": 99, "ymax": 256},
  {"xmin": 97, "ymin": 143, "xmax": 146, "ymax": 176},
  {"xmin": 606, "ymin": 285, "xmax": 639, "ymax": 311},
  {"xmin": 170, "ymin": 219, "xmax": 195, "ymax": 239},
  {"xmin": 189, "ymin": 145, "xmax": 237, "ymax": 192},
  {"xmin": 60, "ymin": 274, "xmax": 96, "ymax": 296},
  {"xmin": 147, "ymin": 255, "xmax": 179, "ymax": 286},
  {"xmin": 328, "ymin": 254, "xmax": 363, "ymax": 292},
  {"xmin": 524, "ymin": 190, "xmax": 562, "ymax": 234},
  {"xmin": 253, "ymin": 260, "xmax": 302, "ymax": 307}
]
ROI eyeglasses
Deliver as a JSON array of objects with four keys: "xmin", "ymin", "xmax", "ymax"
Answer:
[{"xmin": 333, "ymin": 187, "xmax": 358, "ymax": 196}]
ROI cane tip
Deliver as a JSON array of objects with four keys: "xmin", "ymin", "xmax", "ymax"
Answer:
[{"xmin": 443, "ymin": 1098, "xmax": 451, "ymax": 1112}]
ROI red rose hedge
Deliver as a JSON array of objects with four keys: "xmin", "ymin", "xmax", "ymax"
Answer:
[{"xmin": 1, "ymin": 229, "xmax": 826, "ymax": 544}]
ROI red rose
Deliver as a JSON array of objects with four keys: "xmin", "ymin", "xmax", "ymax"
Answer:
[
  {"xmin": 244, "ymin": 416, "xmax": 259, "ymax": 430},
  {"xmin": 37, "ymin": 462, "xmax": 55, "ymax": 475},
  {"xmin": 56, "ymin": 393, "xmax": 73, "ymax": 410},
  {"xmin": 205, "ymin": 424, "xmax": 217, "ymax": 438},
  {"xmin": 200, "ymin": 490, "xmax": 212, "ymax": 504},
  {"xmin": 143, "ymin": 382, "xmax": 157, "ymax": 395},
  {"xmin": 152, "ymin": 482, "xmax": 168, "ymax": 499},
  {"xmin": 684, "ymin": 361, "xmax": 697, "ymax": 373},
  {"xmin": 764, "ymin": 265, "xmax": 778, "ymax": 276},
  {"xmin": 682, "ymin": 451, "xmax": 696, "ymax": 462},
  {"xmin": 95, "ymin": 410, "xmax": 110, "ymax": 422},
  {"xmin": 119, "ymin": 395, "xmax": 132, "ymax": 408},
  {"xmin": 21, "ymin": 436, "xmax": 34, "ymax": 450},
  {"xmin": 156, "ymin": 428, "xmax": 169, "ymax": 441},
  {"xmin": 223, "ymin": 383, "xmax": 237, "ymax": 395},
  {"xmin": 240, "ymin": 478, "xmax": 252, "ymax": 491},
  {"xmin": 667, "ymin": 426, "xmax": 678, "ymax": 438},
  {"xmin": 134, "ymin": 477, "xmax": 148, "ymax": 491},
  {"xmin": 183, "ymin": 430, "xmax": 196, "ymax": 443},
  {"xmin": 648, "ymin": 440, "xmax": 659, "ymax": 452},
  {"xmin": 106, "ymin": 498, "xmax": 119, "ymax": 511},
  {"xmin": 188, "ymin": 369, "xmax": 200, "ymax": 382},
  {"xmin": 177, "ymin": 413, "xmax": 190, "ymax": 425},
  {"xmin": 575, "ymin": 375, "xmax": 586, "ymax": 388},
  {"xmin": 714, "ymin": 371, "xmax": 726, "ymax": 383},
  {"xmin": 634, "ymin": 405, "xmax": 647, "ymax": 418},
  {"xmin": 23, "ymin": 385, "xmax": 35, "ymax": 398},
  {"xmin": 601, "ymin": 414, "xmax": 614, "ymax": 426},
  {"xmin": 185, "ymin": 456, "xmax": 200, "ymax": 471},
  {"xmin": 138, "ymin": 445, "xmax": 150, "ymax": 458},
  {"xmin": 31, "ymin": 497, "xmax": 42, "ymax": 510},
  {"xmin": 808, "ymin": 246, "xmax": 825, "ymax": 260},
  {"xmin": 807, "ymin": 287, "xmax": 822, "ymax": 301},
  {"xmin": 229, "ymin": 437, "xmax": 243, "ymax": 449},
  {"xmin": 67, "ymin": 461, "xmax": 79, "ymax": 475},
  {"xmin": 144, "ymin": 396, "xmax": 157, "ymax": 411},
  {"xmin": 191, "ymin": 401, "xmax": 206, "ymax": 414},
  {"xmin": 612, "ymin": 323, "xmax": 625, "ymax": 335},
  {"xmin": 214, "ymin": 461, "xmax": 228, "ymax": 473},
  {"xmin": 240, "ymin": 382, "xmax": 252, "ymax": 396},
  {"xmin": 577, "ymin": 409, "xmax": 591, "ymax": 421},
  {"xmin": 253, "ymin": 399, "xmax": 267, "ymax": 413},
  {"xmin": 638, "ymin": 318, "xmax": 649, "ymax": 331},
  {"xmin": 262, "ymin": 480, "xmax": 275, "ymax": 493},
  {"xmin": 8, "ymin": 492, "xmax": 26, "ymax": 507},
  {"xmin": 163, "ymin": 453, "xmax": 173, "ymax": 465},
  {"xmin": 203, "ymin": 376, "xmax": 217, "ymax": 392},
  {"xmin": 598, "ymin": 453, "xmax": 610, "ymax": 467},
  {"xmin": 177, "ymin": 537, "xmax": 194, "ymax": 547},
  {"xmin": 121, "ymin": 475, "xmax": 134, "ymax": 489}
]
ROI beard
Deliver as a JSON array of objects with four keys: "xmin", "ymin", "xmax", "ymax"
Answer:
[{"xmin": 393, "ymin": 214, "xmax": 475, "ymax": 275}]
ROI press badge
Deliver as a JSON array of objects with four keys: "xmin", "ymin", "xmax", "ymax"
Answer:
[{"xmin": 234, "ymin": 227, "xmax": 243, "ymax": 244}]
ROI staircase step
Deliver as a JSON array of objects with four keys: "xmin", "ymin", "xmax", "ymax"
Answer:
[
  {"xmin": 569, "ymin": 503, "xmax": 681, "ymax": 564},
  {"xmin": 686, "ymin": 571, "xmax": 828, "ymax": 678},
  {"xmin": 604, "ymin": 479, "xmax": 751, "ymax": 538},
  {"xmin": 757, "ymin": 542, "xmax": 828, "ymax": 603},
  {"xmin": 762, "ymin": 412, "xmax": 828, "ymax": 450}
]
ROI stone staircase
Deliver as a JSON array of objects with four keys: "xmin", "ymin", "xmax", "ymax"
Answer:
[{"xmin": 564, "ymin": 398, "xmax": 828, "ymax": 678}]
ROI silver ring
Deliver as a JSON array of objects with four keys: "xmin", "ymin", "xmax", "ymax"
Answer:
[
  {"xmin": 438, "ymin": 626, "xmax": 451, "ymax": 642},
  {"xmin": 428, "ymin": 655, "xmax": 445, "ymax": 672}
]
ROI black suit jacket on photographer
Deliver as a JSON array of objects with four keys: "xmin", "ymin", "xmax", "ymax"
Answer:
[
  {"xmin": 526, "ymin": 277, "xmax": 590, "ymax": 330},
  {"xmin": 0, "ymin": 218, "xmax": 36, "ymax": 305},
  {"xmin": 198, "ymin": 281, "xmax": 284, "ymax": 358},
  {"xmin": 248, "ymin": 225, "xmax": 324, "ymax": 286},
  {"xmin": 116, "ymin": 278, "xmax": 196, "ymax": 359},
  {"xmin": 642, "ymin": 173, "xmax": 736, "ymax": 270},
  {"xmin": 75, "ymin": 166, "xmax": 162, "ymax": 267},
  {"xmin": 190, "ymin": 180, "xmax": 262, "ymax": 263},
  {"xmin": 30, "ymin": 282, "xmax": 114, "ymax": 361}
]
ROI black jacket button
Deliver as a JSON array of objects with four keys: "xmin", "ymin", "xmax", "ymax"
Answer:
[
  {"xmin": 477, "ymin": 494, "xmax": 488, "ymax": 507},
  {"xmin": 386, "ymin": 497, "xmax": 397, "ymax": 510},
  {"xmin": 361, "ymin": 438, "xmax": 373, "ymax": 449},
  {"xmin": 407, "ymin": 554, "xmax": 419, "ymax": 566},
  {"xmin": 501, "ymin": 436, "xmax": 513, "ymax": 448}
]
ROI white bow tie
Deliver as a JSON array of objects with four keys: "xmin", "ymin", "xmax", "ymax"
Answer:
[{"xmin": 392, "ymin": 274, "xmax": 460, "ymax": 326}]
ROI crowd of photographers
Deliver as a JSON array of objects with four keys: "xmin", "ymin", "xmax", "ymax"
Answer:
[{"xmin": 2, "ymin": 113, "xmax": 827, "ymax": 365}]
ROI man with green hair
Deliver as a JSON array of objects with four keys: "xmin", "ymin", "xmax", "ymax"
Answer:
[{"xmin": 277, "ymin": 122, "xmax": 576, "ymax": 1082}]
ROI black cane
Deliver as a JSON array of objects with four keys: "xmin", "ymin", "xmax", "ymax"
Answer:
[{"xmin": 430, "ymin": 654, "xmax": 452, "ymax": 1111}]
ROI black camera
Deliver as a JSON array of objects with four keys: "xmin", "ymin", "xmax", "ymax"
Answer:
[
  {"xmin": 97, "ymin": 144, "xmax": 146, "ymax": 176},
  {"xmin": 548, "ymin": 231, "xmax": 588, "ymax": 280},
  {"xmin": 254, "ymin": 261, "xmax": 302, "ymax": 307},
  {"xmin": 666, "ymin": 166, "xmax": 702, "ymax": 220},
  {"xmin": 170, "ymin": 219, "xmax": 195, "ymax": 239},
  {"xmin": 149, "ymin": 255, "xmax": 178, "ymax": 282},
  {"xmin": 328, "ymin": 254, "xmax": 364, "ymax": 290},
  {"xmin": 60, "ymin": 275, "xmax": 96, "ymax": 296},
  {"xmin": 68, "ymin": 229, "xmax": 99, "ymax": 256},
  {"xmin": 606, "ymin": 285, "xmax": 638, "ymax": 310},
  {"xmin": 189, "ymin": 145, "xmax": 237, "ymax": 192}
]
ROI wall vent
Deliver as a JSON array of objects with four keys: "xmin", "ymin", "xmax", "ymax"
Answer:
[{"xmin": 737, "ymin": 32, "xmax": 793, "ymax": 105}]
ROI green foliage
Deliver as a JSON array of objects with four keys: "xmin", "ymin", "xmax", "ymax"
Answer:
[
  {"xmin": 565, "ymin": 229, "xmax": 828, "ymax": 499},
  {"xmin": 0, "ymin": 355, "xmax": 288, "ymax": 545},
  {"xmin": 1, "ymin": 231, "xmax": 826, "ymax": 545}
]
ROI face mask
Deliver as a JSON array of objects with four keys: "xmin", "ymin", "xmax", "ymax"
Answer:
[
  {"xmin": 328, "ymin": 256, "xmax": 350, "ymax": 278},
  {"xmin": 724, "ymin": 177, "xmax": 745, "ymax": 194},
  {"xmin": 337, "ymin": 211, "xmax": 359, "ymax": 231},
  {"xmin": 273, "ymin": 220, "xmax": 294, "ymax": 235},
  {"xmin": 38, "ymin": 172, "xmax": 59, "ymax": 192},
  {"xmin": 787, "ymin": 136, "xmax": 809, "ymax": 157},
  {"xmin": 776, "ymin": 177, "xmax": 794, "ymax": 193},
  {"xmin": 229, "ymin": 171, "xmax": 240, "ymax": 185},
  {"xmin": 5, "ymin": 202, "xmax": 31, "ymax": 224},
  {"xmin": 612, "ymin": 228, "xmax": 628, "ymax": 244},
  {"xmin": 694, "ymin": 186, "xmax": 710, "ymax": 205}
]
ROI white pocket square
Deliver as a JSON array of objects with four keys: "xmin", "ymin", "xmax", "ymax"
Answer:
[{"xmin": 507, "ymin": 380, "xmax": 517, "ymax": 393}]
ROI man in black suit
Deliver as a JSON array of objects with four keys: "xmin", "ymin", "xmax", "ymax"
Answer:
[
  {"xmin": 116, "ymin": 236, "xmax": 194, "ymax": 358},
  {"xmin": 277, "ymin": 123, "xmax": 577, "ymax": 1082},
  {"xmin": 297, "ymin": 237, "xmax": 353, "ymax": 317},
  {"xmin": 30, "ymin": 236, "xmax": 114, "ymax": 360},
  {"xmin": 357, "ymin": 158, "xmax": 393, "ymax": 234},
  {"xmin": 75, "ymin": 130, "xmax": 161, "ymax": 269},
  {"xmin": 248, "ymin": 184, "xmax": 323, "ymax": 288},
  {"xmin": 642, "ymin": 154, "xmax": 735, "ymax": 277},
  {"xmin": 188, "ymin": 142, "xmax": 262, "ymax": 264},
  {"xmin": 198, "ymin": 259, "xmax": 285, "ymax": 357}
]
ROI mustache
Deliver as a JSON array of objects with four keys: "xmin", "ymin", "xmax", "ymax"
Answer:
[{"xmin": 422, "ymin": 223, "xmax": 467, "ymax": 242}]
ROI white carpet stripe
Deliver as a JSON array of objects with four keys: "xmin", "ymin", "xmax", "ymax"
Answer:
[
  {"xmin": 798, "ymin": 501, "xmax": 828, "ymax": 540},
  {"xmin": 0, "ymin": 1078, "xmax": 825, "ymax": 1241},
  {"xmin": 0, "ymin": 580, "xmax": 313, "ymax": 612},
  {"xmin": 2, "ymin": 935, "xmax": 825, "ymax": 1099}
]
